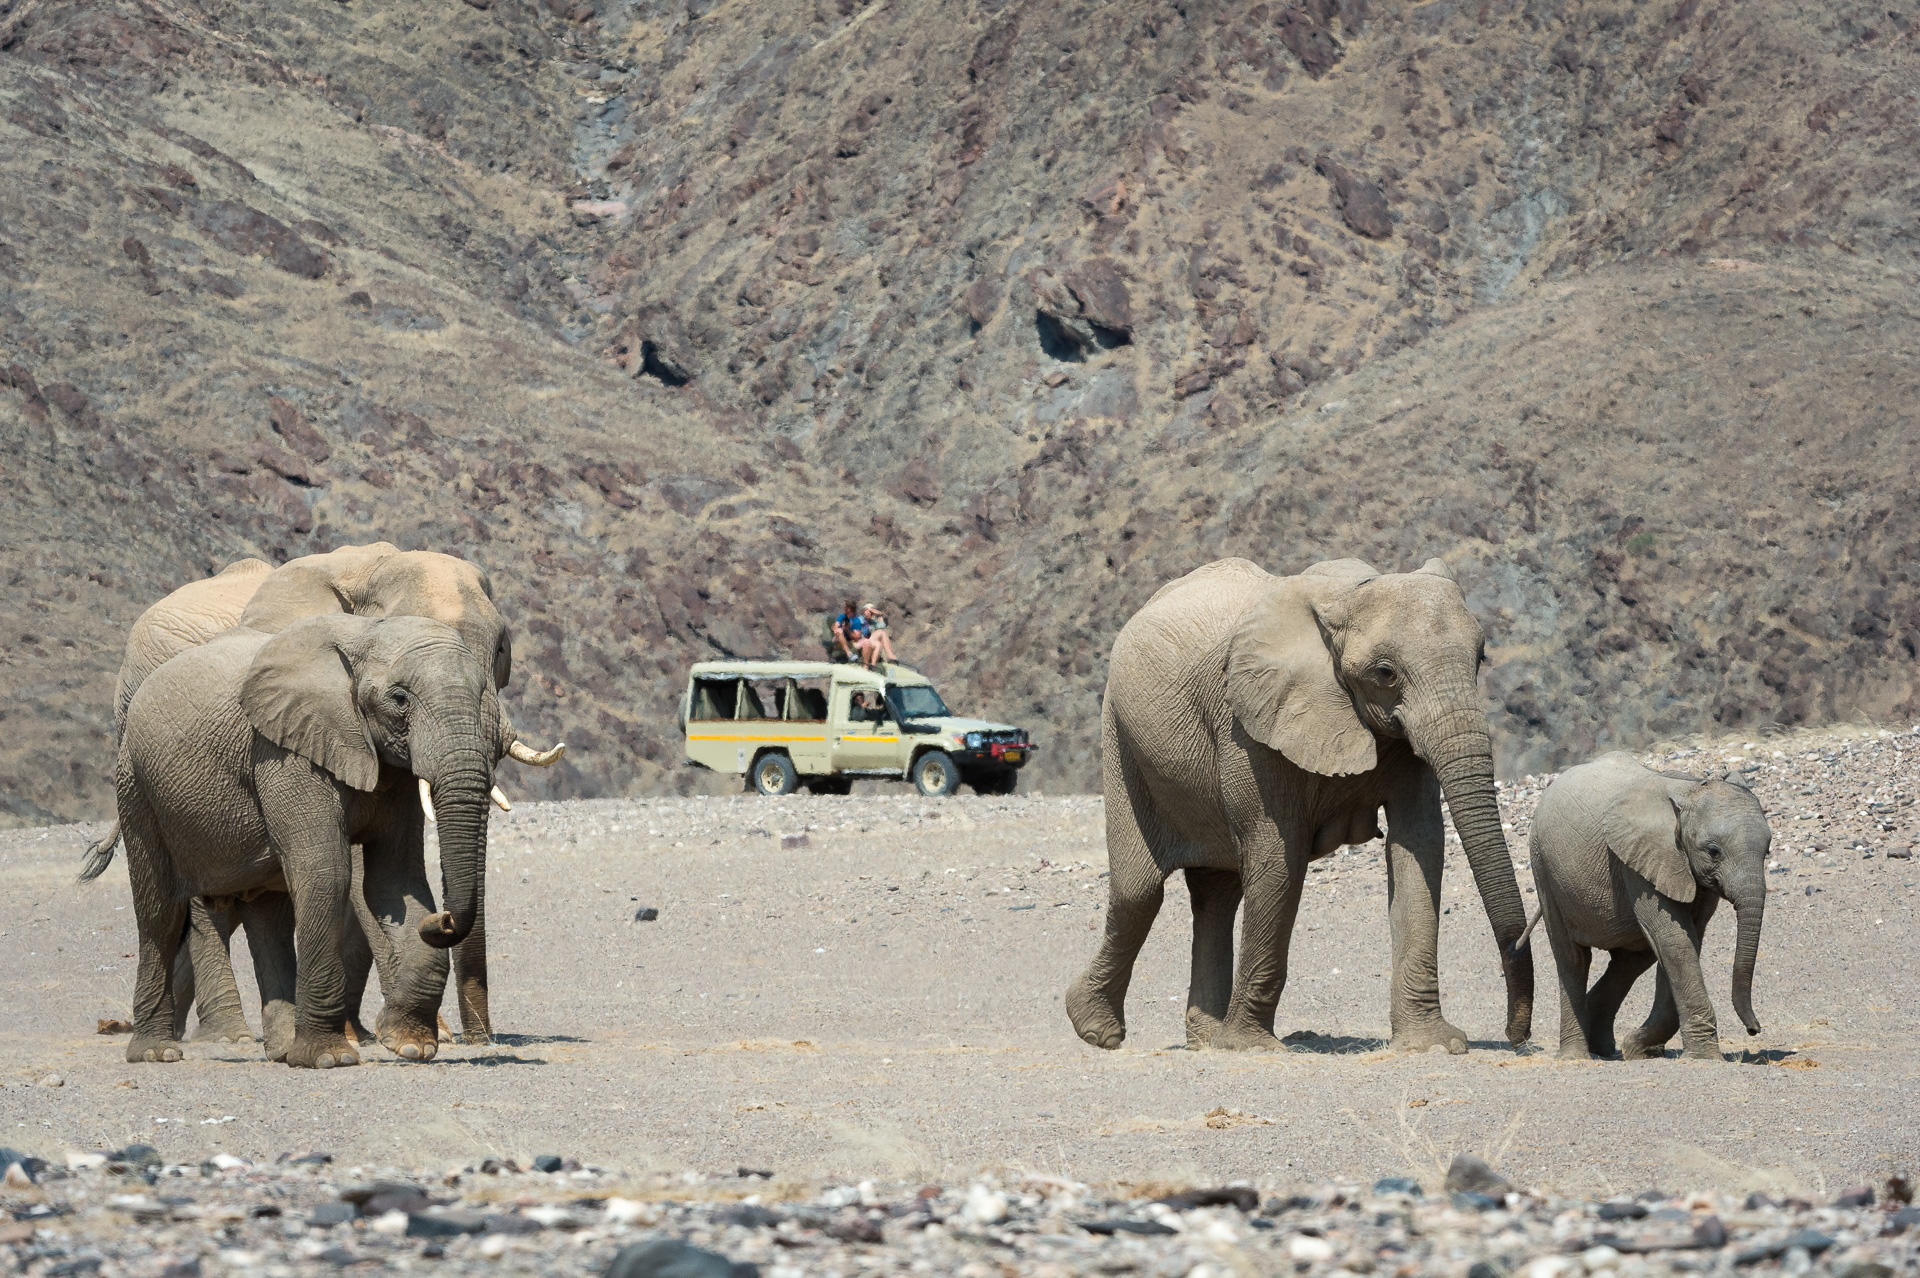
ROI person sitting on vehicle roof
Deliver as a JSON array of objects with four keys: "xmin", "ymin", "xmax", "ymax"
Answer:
[
  {"xmin": 861, "ymin": 604, "xmax": 896, "ymax": 666},
  {"xmin": 831, "ymin": 599, "xmax": 870, "ymax": 664}
]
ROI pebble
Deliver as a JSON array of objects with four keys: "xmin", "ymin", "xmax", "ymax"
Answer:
[
  {"xmin": 1445, "ymin": 1153, "xmax": 1512, "ymax": 1199},
  {"xmin": 532, "ymin": 1154, "xmax": 565, "ymax": 1173},
  {"xmin": 604, "ymin": 1238, "xmax": 741, "ymax": 1278},
  {"xmin": 38, "ymin": 1073, "xmax": 64, "ymax": 1087},
  {"xmin": 1288, "ymin": 1234, "xmax": 1336, "ymax": 1262},
  {"xmin": 963, "ymin": 1183, "xmax": 1009, "ymax": 1224}
]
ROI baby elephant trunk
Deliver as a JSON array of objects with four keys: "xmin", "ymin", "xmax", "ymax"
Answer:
[{"xmin": 1730, "ymin": 897, "xmax": 1764, "ymax": 1036}]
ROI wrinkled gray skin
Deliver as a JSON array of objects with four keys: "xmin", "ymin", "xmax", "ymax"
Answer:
[
  {"xmin": 1527, "ymin": 752, "xmax": 1770, "ymax": 1061},
  {"xmin": 111, "ymin": 615, "xmax": 504, "ymax": 1068},
  {"xmin": 1066, "ymin": 557, "xmax": 1535, "ymax": 1054},
  {"xmin": 83, "ymin": 544, "xmax": 536, "ymax": 1048}
]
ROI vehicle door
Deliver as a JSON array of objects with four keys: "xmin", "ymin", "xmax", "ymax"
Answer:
[{"xmin": 831, "ymin": 678, "xmax": 902, "ymax": 771}]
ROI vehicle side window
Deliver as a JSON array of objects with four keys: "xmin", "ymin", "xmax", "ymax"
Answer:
[
  {"xmin": 690, "ymin": 677, "xmax": 739, "ymax": 721},
  {"xmin": 783, "ymin": 679, "xmax": 828, "ymax": 722},
  {"xmin": 734, "ymin": 680, "xmax": 769, "ymax": 720}
]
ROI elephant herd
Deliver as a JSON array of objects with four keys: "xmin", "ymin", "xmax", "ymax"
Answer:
[
  {"xmin": 84, "ymin": 546, "xmax": 1767, "ymax": 1068},
  {"xmin": 81, "ymin": 544, "xmax": 562, "ymax": 1068}
]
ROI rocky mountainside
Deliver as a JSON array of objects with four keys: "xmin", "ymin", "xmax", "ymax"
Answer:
[{"xmin": 2, "ymin": 0, "xmax": 1916, "ymax": 824}]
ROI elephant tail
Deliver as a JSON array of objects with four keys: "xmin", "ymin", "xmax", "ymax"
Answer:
[
  {"xmin": 77, "ymin": 820, "xmax": 121, "ymax": 883},
  {"xmin": 1516, "ymin": 904, "xmax": 1542, "ymax": 949}
]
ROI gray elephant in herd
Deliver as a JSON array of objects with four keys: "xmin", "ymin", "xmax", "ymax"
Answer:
[
  {"xmin": 111, "ymin": 614, "xmax": 515, "ymax": 1067},
  {"xmin": 83, "ymin": 543, "xmax": 562, "ymax": 1053},
  {"xmin": 1526, "ymin": 752, "xmax": 1770, "ymax": 1061},
  {"xmin": 1068, "ymin": 557, "xmax": 1534, "ymax": 1054}
]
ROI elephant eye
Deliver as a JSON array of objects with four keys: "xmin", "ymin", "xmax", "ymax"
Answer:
[
  {"xmin": 1704, "ymin": 843, "xmax": 1722, "ymax": 860},
  {"xmin": 1370, "ymin": 662, "xmax": 1398, "ymax": 686},
  {"xmin": 387, "ymin": 687, "xmax": 411, "ymax": 709}
]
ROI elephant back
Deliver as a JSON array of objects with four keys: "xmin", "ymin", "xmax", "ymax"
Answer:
[{"xmin": 115, "ymin": 559, "xmax": 273, "ymax": 736}]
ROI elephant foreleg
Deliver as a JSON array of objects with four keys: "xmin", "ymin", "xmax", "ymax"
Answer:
[
  {"xmin": 1183, "ymin": 868, "xmax": 1241, "ymax": 1049},
  {"xmin": 1584, "ymin": 947, "xmax": 1656, "ymax": 1058},
  {"xmin": 359, "ymin": 819, "xmax": 448, "ymax": 1061},
  {"xmin": 1630, "ymin": 890, "xmax": 1721, "ymax": 1061},
  {"xmin": 1383, "ymin": 769, "xmax": 1467, "ymax": 1054},
  {"xmin": 454, "ymin": 924, "xmax": 491, "ymax": 1045},
  {"xmin": 1067, "ymin": 727, "xmax": 1166, "ymax": 1050}
]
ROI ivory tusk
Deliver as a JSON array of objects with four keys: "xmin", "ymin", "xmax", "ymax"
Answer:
[
  {"xmin": 418, "ymin": 777, "xmax": 437, "ymax": 824},
  {"xmin": 508, "ymin": 740, "xmax": 566, "ymax": 767},
  {"xmin": 490, "ymin": 785, "xmax": 512, "ymax": 813}
]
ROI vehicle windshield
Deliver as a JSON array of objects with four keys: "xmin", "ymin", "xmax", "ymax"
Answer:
[{"xmin": 886, "ymin": 684, "xmax": 950, "ymax": 721}]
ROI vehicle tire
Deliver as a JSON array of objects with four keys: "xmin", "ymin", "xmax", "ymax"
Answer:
[
  {"xmin": 804, "ymin": 776, "xmax": 853, "ymax": 795},
  {"xmin": 912, "ymin": 750, "xmax": 961, "ymax": 797},
  {"xmin": 751, "ymin": 752, "xmax": 798, "ymax": 796},
  {"xmin": 969, "ymin": 769, "xmax": 1018, "ymax": 796}
]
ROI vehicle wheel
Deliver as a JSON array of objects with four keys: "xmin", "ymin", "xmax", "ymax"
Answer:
[
  {"xmin": 752, "ymin": 752, "xmax": 798, "ymax": 796},
  {"xmin": 912, "ymin": 750, "xmax": 960, "ymax": 797},
  {"xmin": 804, "ymin": 777, "xmax": 853, "ymax": 795},
  {"xmin": 969, "ymin": 769, "xmax": 1018, "ymax": 796}
]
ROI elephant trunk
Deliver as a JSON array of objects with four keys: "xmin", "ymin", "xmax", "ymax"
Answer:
[
  {"xmin": 1415, "ymin": 701, "xmax": 1534, "ymax": 1045},
  {"xmin": 1729, "ymin": 896, "xmax": 1764, "ymax": 1036},
  {"xmin": 414, "ymin": 735, "xmax": 493, "ymax": 951}
]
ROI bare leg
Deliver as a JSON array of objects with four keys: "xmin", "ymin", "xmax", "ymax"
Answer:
[
  {"xmin": 1585, "ymin": 947, "xmax": 1656, "ymax": 1058},
  {"xmin": 1183, "ymin": 868, "xmax": 1241, "ymax": 1048},
  {"xmin": 1383, "ymin": 767, "xmax": 1466, "ymax": 1053}
]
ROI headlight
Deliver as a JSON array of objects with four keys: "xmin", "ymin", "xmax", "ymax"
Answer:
[{"xmin": 965, "ymin": 732, "xmax": 982, "ymax": 748}]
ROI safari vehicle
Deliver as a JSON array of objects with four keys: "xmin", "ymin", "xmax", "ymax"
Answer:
[{"xmin": 680, "ymin": 660, "xmax": 1034, "ymax": 797}]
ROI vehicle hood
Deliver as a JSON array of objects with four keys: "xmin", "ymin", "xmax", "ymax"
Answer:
[{"xmin": 916, "ymin": 716, "xmax": 1024, "ymax": 737}]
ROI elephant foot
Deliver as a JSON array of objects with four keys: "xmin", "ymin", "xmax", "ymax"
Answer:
[
  {"xmin": 191, "ymin": 1009, "xmax": 258, "ymax": 1044},
  {"xmin": 343, "ymin": 1015, "xmax": 374, "ymax": 1048},
  {"xmin": 1618, "ymin": 1032, "xmax": 1667, "ymax": 1061},
  {"xmin": 1208, "ymin": 1020, "xmax": 1285, "ymax": 1052},
  {"xmin": 1065, "ymin": 974, "xmax": 1126, "ymax": 1050},
  {"xmin": 1184, "ymin": 1007, "xmax": 1225, "ymax": 1051},
  {"xmin": 285, "ymin": 1030, "xmax": 360, "ymax": 1070},
  {"xmin": 1388, "ymin": 1018, "xmax": 1469, "ymax": 1056},
  {"xmin": 126, "ymin": 1035, "xmax": 184, "ymax": 1064},
  {"xmin": 437, "ymin": 1013, "xmax": 455, "ymax": 1044},
  {"xmin": 1679, "ymin": 1040, "xmax": 1725, "ymax": 1062},
  {"xmin": 376, "ymin": 1008, "xmax": 440, "ymax": 1062},
  {"xmin": 1555, "ymin": 1043, "xmax": 1595, "ymax": 1061}
]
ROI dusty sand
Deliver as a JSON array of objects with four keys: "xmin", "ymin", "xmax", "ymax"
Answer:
[{"xmin": 2, "ymin": 738, "xmax": 1915, "ymax": 1198}]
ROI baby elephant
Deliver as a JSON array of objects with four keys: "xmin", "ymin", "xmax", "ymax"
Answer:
[{"xmin": 1527, "ymin": 752, "xmax": 1770, "ymax": 1061}]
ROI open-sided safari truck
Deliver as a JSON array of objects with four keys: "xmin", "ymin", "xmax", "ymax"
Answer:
[{"xmin": 680, "ymin": 660, "xmax": 1034, "ymax": 796}]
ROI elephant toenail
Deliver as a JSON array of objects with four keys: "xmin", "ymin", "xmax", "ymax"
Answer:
[
  {"xmin": 401, "ymin": 1044, "xmax": 420, "ymax": 1059},
  {"xmin": 317, "ymin": 1053, "xmax": 335, "ymax": 1069}
]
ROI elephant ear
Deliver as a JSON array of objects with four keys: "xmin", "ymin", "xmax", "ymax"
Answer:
[
  {"xmin": 239, "ymin": 615, "xmax": 381, "ymax": 791},
  {"xmin": 238, "ymin": 542, "xmax": 401, "ymax": 633},
  {"xmin": 1225, "ymin": 575, "xmax": 1377, "ymax": 776},
  {"xmin": 1603, "ymin": 782, "xmax": 1696, "ymax": 903}
]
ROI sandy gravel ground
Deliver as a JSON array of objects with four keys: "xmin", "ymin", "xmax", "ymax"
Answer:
[{"xmin": 2, "ymin": 731, "xmax": 1916, "ymax": 1208}]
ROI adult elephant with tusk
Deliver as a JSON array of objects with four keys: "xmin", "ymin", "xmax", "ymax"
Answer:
[
  {"xmin": 81, "ymin": 543, "xmax": 564, "ymax": 1049},
  {"xmin": 1066, "ymin": 557, "xmax": 1534, "ymax": 1054},
  {"xmin": 109, "ymin": 615, "xmax": 516, "ymax": 1067}
]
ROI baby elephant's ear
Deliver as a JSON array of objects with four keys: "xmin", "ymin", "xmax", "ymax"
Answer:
[
  {"xmin": 1226, "ymin": 576, "xmax": 1377, "ymax": 777},
  {"xmin": 1604, "ymin": 783, "xmax": 1696, "ymax": 903},
  {"xmin": 240, "ymin": 615, "xmax": 381, "ymax": 791}
]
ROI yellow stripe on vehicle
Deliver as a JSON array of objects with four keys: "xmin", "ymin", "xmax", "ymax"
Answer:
[
  {"xmin": 688, "ymin": 733, "xmax": 830, "ymax": 742},
  {"xmin": 836, "ymin": 736, "xmax": 899, "ymax": 743}
]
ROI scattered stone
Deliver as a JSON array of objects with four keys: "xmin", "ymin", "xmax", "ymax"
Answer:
[
  {"xmin": 1887, "ymin": 844, "xmax": 1912, "ymax": 859},
  {"xmin": 307, "ymin": 1203, "xmax": 356, "ymax": 1229},
  {"xmin": 962, "ymin": 1183, "xmax": 1008, "ymax": 1224},
  {"xmin": 406, "ymin": 1210, "xmax": 486, "ymax": 1238},
  {"xmin": 1156, "ymin": 1186, "xmax": 1259, "ymax": 1212},
  {"xmin": 1079, "ymin": 1218, "xmax": 1177, "ymax": 1236},
  {"xmin": 604, "ymin": 1238, "xmax": 753, "ymax": 1278},
  {"xmin": 1373, "ymin": 1176, "xmax": 1422, "ymax": 1197},
  {"xmin": 1596, "ymin": 1200, "xmax": 1648, "ymax": 1221},
  {"xmin": 1834, "ymin": 1184, "xmax": 1874, "ymax": 1207},
  {"xmin": 1445, "ymin": 1154, "xmax": 1512, "ymax": 1198},
  {"xmin": 780, "ymin": 833, "xmax": 809, "ymax": 850},
  {"xmin": 633, "ymin": 906, "xmax": 660, "ymax": 921},
  {"xmin": 1288, "ymin": 1234, "xmax": 1337, "ymax": 1262},
  {"xmin": 38, "ymin": 1073, "xmax": 64, "ymax": 1087},
  {"xmin": 113, "ymin": 1144, "xmax": 160, "ymax": 1168},
  {"xmin": 532, "ymin": 1154, "xmax": 565, "ymax": 1173}
]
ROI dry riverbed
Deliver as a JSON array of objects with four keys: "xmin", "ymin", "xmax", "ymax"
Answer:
[{"xmin": 3, "ymin": 728, "xmax": 1917, "ymax": 1275}]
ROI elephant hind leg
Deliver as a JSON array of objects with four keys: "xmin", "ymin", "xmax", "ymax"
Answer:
[
  {"xmin": 186, "ymin": 899, "xmax": 255, "ymax": 1043},
  {"xmin": 120, "ymin": 796, "xmax": 187, "ymax": 1064},
  {"xmin": 1540, "ymin": 898, "xmax": 1595, "ymax": 1060},
  {"xmin": 1585, "ymin": 947, "xmax": 1655, "ymax": 1058},
  {"xmin": 237, "ymin": 893, "xmax": 298, "ymax": 1061},
  {"xmin": 1068, "ymin": 726, "xmax": 1167, "ymax": 1050},
  {"xmin": 1183, "ymin": 868, "xmax": 1241, "ymax": 1049}
]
